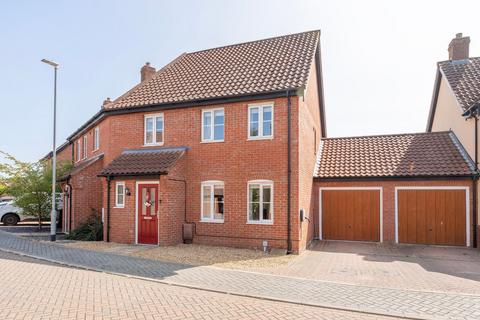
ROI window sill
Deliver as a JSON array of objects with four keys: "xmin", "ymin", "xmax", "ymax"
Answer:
[
  {"xmin": 93, "ymin": 148, "xmax": 100, "ymax": 152},
  {"xmin": 142, "ymin": 143, "xmax": 164, "ymax": 147},
  {"xmin": 247, "ymin": 136, "xmax": 274, "ymax": 141},
  {"xmin": 113, "ymin": 206, "xmax": 125, "ymax": 209},
  {"xmin": 200, "ymin": 140, "xmax": 224, "ymax": 144},
  {"xmin": 246, "ymin": 221, "xmax": 273, "ymax": 225},
  {"xmin": 200, "ymin": 219, "xmax": 224, "ymax": 224}
]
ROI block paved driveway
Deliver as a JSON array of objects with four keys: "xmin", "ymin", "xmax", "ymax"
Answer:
[
  {"xmin": 259, "ymin": 241, "xmax": 480, "ymax": 294},
  {"xmin": 1, "ymin": 231, "xmax": 480, "ymax": 319},
  {"xmin": 0, "ymin": 250, "xmax": 392, "ymax": 320}
]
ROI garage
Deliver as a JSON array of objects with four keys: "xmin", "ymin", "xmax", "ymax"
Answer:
[
  {"xmin": 396, "ymin": 188, "xmax": 468, "ymax": 246},
  {"xmin": 320, "ymin": 188, "xmax": 381, "ymax": 242},
  {"xmin": 314, "ymin": 132, "xmax": 476, "ymax": 246}
]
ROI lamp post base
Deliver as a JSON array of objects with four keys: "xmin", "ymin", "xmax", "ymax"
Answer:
[{"xmin": 50, "ymin": 234, "xmax": 56, "ymax": 242}]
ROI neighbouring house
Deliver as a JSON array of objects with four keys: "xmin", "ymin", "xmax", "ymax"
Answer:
[
  {"xmin": 426, "ymin": 33, "xmax": 480, "ymax": 246},
  {"xmin": 313, "ymin": 131, "xmax": 476, "ymax": 246},
  {"xmin": 54, "ymin": 30, "xmax": 326, "ymax": 253}
]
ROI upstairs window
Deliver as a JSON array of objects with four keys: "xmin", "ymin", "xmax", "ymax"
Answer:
[
  {"xmin": 76, "ymin": 140, "xmax": 81, "ymax": 162},
  {"xmin": 248, "ymin": 180, "xmax": 273, "ymax": 224},
  {"xmin": 144, "ymin": 114, "xmax": 164, "ymax": 145},
  {"xmin": 202, "ymin": 108, "xmax": 224, "ymax": 142},
  {"xmin": 82, "ymin": 136, "xmax": 87, "ymax": 159},
  {"xmin": 93, "ymin": 127, "xmax": 100, "ymax": 151},
  {"xmin": 248, "ymin": 103, "xmax": 273, "ymax": 139},
  {"xmin": 201, "ymin": 181, "xmax": 224, "ymax": 222}
]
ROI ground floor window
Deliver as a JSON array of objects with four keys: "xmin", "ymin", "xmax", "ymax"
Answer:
[
  {"xmin": 248, "ymin": 180, "xmax": 273, "ymax": 224},
  {"xmin": 201, "ymin": 181, "xmax": 224, "ymax": 222},
  {"xmin": 115, "ymin": 182, "xmax": 125, "ymax": 208}
]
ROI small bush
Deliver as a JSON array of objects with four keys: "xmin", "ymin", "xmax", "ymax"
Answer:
[{"xmin": 66, "ymin": 210, "xmax": 103, "ymax": 241}]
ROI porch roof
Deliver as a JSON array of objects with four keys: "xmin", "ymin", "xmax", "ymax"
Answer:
[{"xmin": 99, "ymin": 147, "xmax": 186, "ymax": 177}]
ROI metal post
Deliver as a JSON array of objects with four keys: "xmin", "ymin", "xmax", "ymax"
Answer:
[{"xmin": 50, "ymin": 66, "xmax": 58, "ymax": 241}]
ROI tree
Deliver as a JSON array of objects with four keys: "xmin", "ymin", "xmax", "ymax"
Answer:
[{"xmin": 0, "ymin": 151, "xmax": 72, "ymax": 229}]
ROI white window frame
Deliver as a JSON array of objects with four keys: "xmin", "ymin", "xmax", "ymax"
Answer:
[
  {"xmin": 144, "ymin": 113, "xmax": 164, "ymax": 146},
  {"xmin": 200, "ymin": 181, "xmax": 224, "ymax": 223},
  {"xmin": 247, "ymin": 102, "xmax": 274, "ymax": 140},
  {"xmin": 201, "ymin": 108, "xmax": 224, "ymax": 143},
  {"xmin": 82, "ymin": 136, "xmax": 87, "ymax": 159},
  {"xmin": 247, "ymin": 180, "xmax": 274, "ymax": 224},
  {"xmin": 93, "ymin": 127, "xmax": 100, "ymax": 151},
  {"xmin": 76, "ymin": 140, "xmax": 81, "ymax": 162},
  {"xmin": 115, "ymin": 182, "xmax": 125, "ymax": 208}
]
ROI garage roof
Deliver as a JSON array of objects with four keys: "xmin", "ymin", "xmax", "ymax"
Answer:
[{"xmin": 314, "ymin": 131, "xmax": 476, "ymax": 179}]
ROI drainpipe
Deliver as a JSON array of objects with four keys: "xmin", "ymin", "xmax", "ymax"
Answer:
[
  {"xmin": 66, "ymin": 179, "xmax": 73, "ymax": 233},
  {"xmin": 286, "ymin": 91, "xmax": 293, "ymax": 254},
  {"xmin": 106, "ymin": 176, "xmax": 112, "ymax": 242},
  {"xmin": 473, "ymin": 116, "xmax": 478, "ymax": 248}
]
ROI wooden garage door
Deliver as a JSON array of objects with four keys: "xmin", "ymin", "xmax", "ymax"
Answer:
[
  {"xmin": 397, "ymin": 189, "xmax": 466, "ymax": 246},
  {"xmin": 322, "ymin": 190, "xmax": 380, "ymax": 242}
]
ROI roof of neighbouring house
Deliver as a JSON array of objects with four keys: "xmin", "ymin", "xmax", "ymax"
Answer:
[
  {"xmin": 108, "ymin": 30, "xmax": 320, "ymax": 110},
  {"xmin": 58, "ymin": 154, "xmax": 104, "ymax": 182},
  {"xmin": 98, "ymin": 147, "xmax": 187, "ymax": 177},
  {"xmin": 314, "ymin": 131, "xmax": 476, "ymax": 179},
  {"xmin": 438, "ymin": 57, "xmax": 480, "ymax": 111}
]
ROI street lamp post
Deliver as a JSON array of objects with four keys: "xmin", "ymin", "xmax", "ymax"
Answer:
[{"xmin": 41, "ymin": 58, "xmax": 59, "ymax": 242}]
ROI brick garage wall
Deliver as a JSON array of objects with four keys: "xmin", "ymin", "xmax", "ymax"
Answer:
[
  {"xmin": 313, "ymin": 179, "xmax": 474, "ymax": 245},
  {"xmin": 297, "ymin": 58, "xmax": 322, "ymax": 251},
  {"xmin": 70, "ymin": 158, "xmax": 104, "ymax": 230}
]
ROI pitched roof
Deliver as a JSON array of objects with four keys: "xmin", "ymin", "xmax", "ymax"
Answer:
[
  {"xmin": 108, "ymin": 30, "xmax": 320, "ymax": 109},
  {"xmin": 315, "ymin": 131, "xmax": 476, "ymax": 179},
  {"xmin": 439, "ymin": 57, "xmax": 480, "ymax": 110},
  {"xmin": 99, "ymin": 147, "xmax": 186, "ymax": 177},
  {"xmin": 58, "ymin": 154, "xmax": 104, "ymax": 182}
]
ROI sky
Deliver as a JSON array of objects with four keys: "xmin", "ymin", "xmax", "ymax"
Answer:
[{"xmin": 1, "ymin": 0, "xmax": 479, "ymax": 162}]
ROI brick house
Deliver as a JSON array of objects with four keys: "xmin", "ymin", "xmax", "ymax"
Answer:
[{"xmin": 56, "ymin": 30, "xmax": 326, "ymax": 253}]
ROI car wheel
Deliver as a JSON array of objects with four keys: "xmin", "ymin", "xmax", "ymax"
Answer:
[{"xmin": 2, "ymin": 214, "xmax": 19, "ymax": 226}]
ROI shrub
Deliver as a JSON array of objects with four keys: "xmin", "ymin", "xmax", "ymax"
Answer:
[{"xmin": 66, "ymin": 210, "xmax": 103, "ymax": 241}]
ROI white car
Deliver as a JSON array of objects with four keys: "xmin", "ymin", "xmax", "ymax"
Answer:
[{"xmin": 0, "ymin": 199, "xmax": 29, "ymax": 225}]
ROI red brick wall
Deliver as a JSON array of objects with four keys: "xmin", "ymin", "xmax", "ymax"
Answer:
[
  {"xmin": 297, "ymin": 58, "xmax": 322, "ymax": 251},
  {"xmin": 69, "ymin": 158, "xmax": 104, "ymax": 230},
  {"xmin": 72, "ymin": 95, "xmax": 308, "ymax": 251},
  {"xmin": 313, "ymin": 179, "xmax": 474, "ymax": 245}
]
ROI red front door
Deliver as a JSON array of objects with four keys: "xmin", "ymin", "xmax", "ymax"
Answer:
[{"xmin": 137, "ymin": 184, "xmax": 159, "ymax": 244}]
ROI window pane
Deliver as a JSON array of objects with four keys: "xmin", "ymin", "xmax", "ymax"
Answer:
[
  {"xmin": 250, "ymin": 108, "xmax": 259, "ymax": 122},
  {"xmin": 203, "ymin": 112, "xmax": 212, "ymax": 140},
  {"xmin": 249, "ymin": 185, "xmax": 260, "ymax": 202},
  {"xmin": 149, "ymin": 187, "xmax": 156, "ymax": 215},
  {"xmin": 214, "ymin": 125, "xmax": 224, "ymax": 140},
  {"xmin": 214, "ymin": 185, "xmax": 224, "ymax": 220},
  {"xmin": 262, "ymin": 107, "xmax": 272, "ymax": 121},
  {"xmin": 250, "ymin": 122, "xmax": 259, "ymax": 137},
  {"xmin": 214, "ymin": 110, "xmax": 224, "ymax": 125},
  {"xmin": 262, "ymin": 202, "xmax": 271, "ymax": 220},
  {"xmin": 141, "ymin": 188, "xmax": 147, "ymax": 215},
  {"xmin": 249, "ymin": 203, "xmax": 260, "ymax": 221},
  {"xmin": 117, "ymin": 185, "xmax": 124, "ymax": 206},
  {"xmin": 202, "ymin": 186, "xmax": 211, "ymax": 219},
  {"xmin": 155, "ymin": 117, "xmax": 163, "ymax": 143},
  {"xmin": 145, "ymin": 118, "xmax": 154, "ymax": 143},
  {"xmin": 263, "ymin": 120, "xmax": 272, "ymax": 136},
  {"xmin": 263, "ymin": 186, "xmax": 271, "ymax": 202}
]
